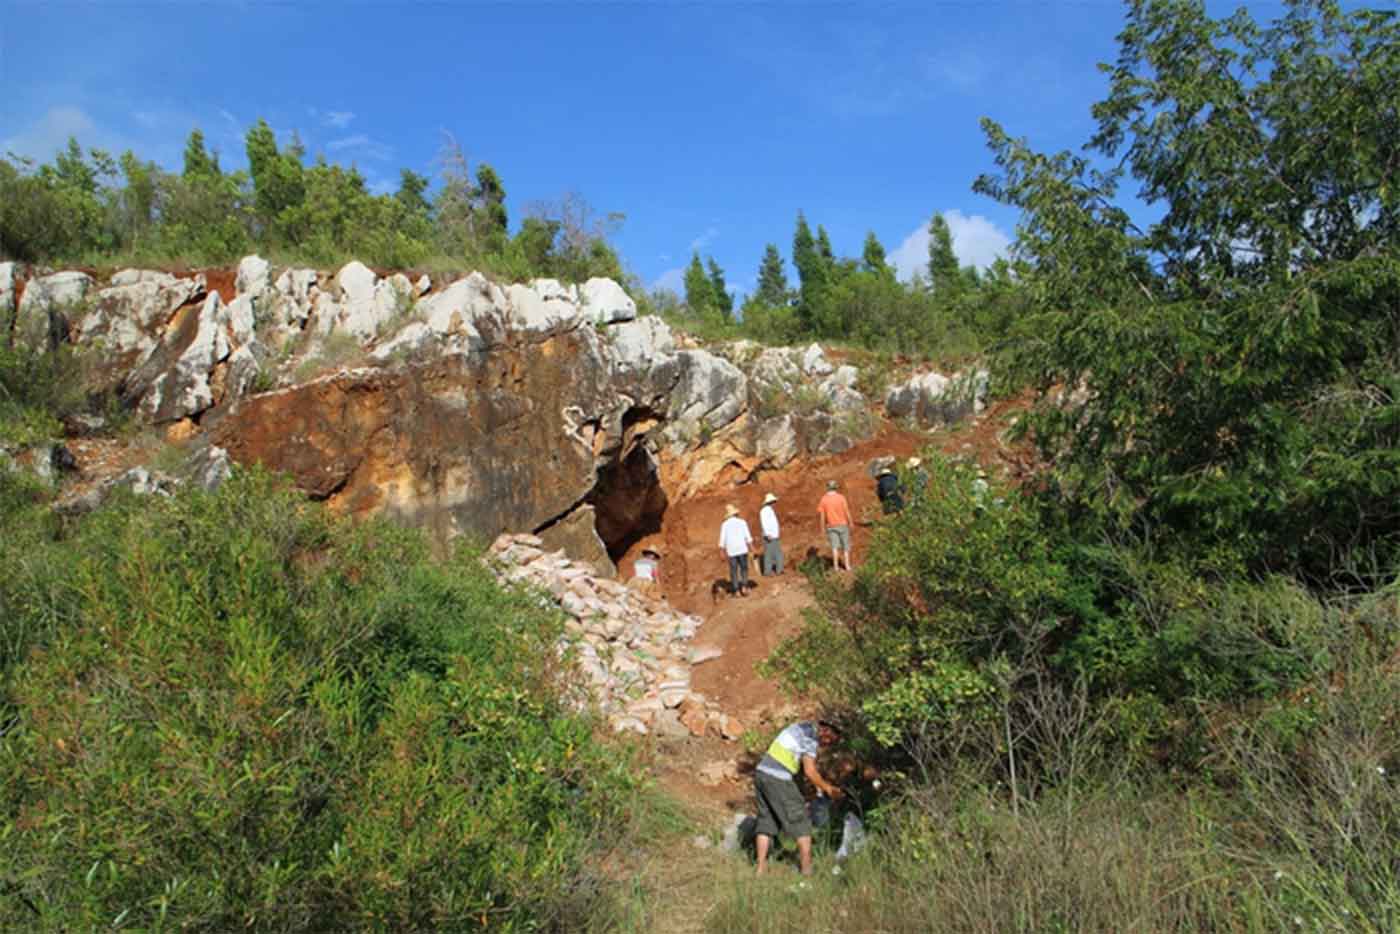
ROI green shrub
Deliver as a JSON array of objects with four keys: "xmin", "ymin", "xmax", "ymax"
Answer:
[
  {"xmin": 0, "ymin": 469, "xmax": 648, "ymax": 931},
  {"xmin": 768, "ymin": 455, "xmax": 1343, "ymax": 782}
]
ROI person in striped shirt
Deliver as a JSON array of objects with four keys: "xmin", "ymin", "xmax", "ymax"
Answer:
[{"xmin": 753, "ymin": 719, "xmax": 843, "ymax": 876}]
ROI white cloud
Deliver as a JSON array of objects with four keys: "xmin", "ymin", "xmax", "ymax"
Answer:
[
  {"xmin": 651, "ymin": 267, "xmax": 684, "ymax": 294},
  {"xmin": 323, "ymin": 110, "xmax": 355, "ymax": 129},
  {"xmin": 890, "ymin": 209, "xmax": 1012, "ymax": 281},
  {"xmin": 689, "ymin": 226, "xmax": 719, "ymax": 253},
  {"xmin": 2, "ymin": 105, "xmax": 100, "ymax": 161},
  {"xmin": 326, "ymin": 133, "xmax": 393, "ymax": 161}
]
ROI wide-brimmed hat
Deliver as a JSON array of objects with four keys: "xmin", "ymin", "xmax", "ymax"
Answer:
[
  {"xmin": 641, "ymin": 548, "xmax": 661, "ymax": 558},
  {"xmin": 907, "ymin": 457, "xmax": 922, "ymax": 468},
  {"xmin": 725, "ymin": 503, "xmax": 739, "ymax": 517},
  {"xmin": 763, "ymin": 492, "xmax": 778, "ymax": 505}
]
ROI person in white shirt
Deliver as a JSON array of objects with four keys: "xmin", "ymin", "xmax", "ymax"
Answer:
[
  {"xmin": 717, "ymin": 503, "xmax": 754, "ymax": 597},
  {"xmin": 758, "ymin": 492, "xmax": 783, "ymax": 576},
  {"xmin": 629, "ymin": 548, "xmax": 662, "ymax": 596}
]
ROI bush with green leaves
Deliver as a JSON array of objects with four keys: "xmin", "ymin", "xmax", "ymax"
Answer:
[
  {"xmin": 0, "ymin": 469, "xmax": 650, "ymax": 931},
  {"xmin": 980, "ymin": 0, "xmax": 1400, "ymax": 582},
  {"xmin": 767, "ymin": 456, "xmax": 1339, "ymax": 778}
]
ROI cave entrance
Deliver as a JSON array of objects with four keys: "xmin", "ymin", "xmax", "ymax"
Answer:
[{"xmin": 590, "ymin": 421, "xmax": 668, "ymax": 564}]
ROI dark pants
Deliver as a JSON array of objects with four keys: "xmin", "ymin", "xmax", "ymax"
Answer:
[
  {"xmin": 762, "ymin": 538, "xmax": 784, "ymax": 575},
  {"xmin": 728, "ymin": 554, "xmax": 750, "ymax": 593}
]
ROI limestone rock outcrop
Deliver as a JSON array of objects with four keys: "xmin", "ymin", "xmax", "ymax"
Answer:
[
  {"xmin": 886, "ymin": 368, "xmax": 989, "ymax": 425},
  {"xmin": 6, "ymin": 255, "xmax": 908, "ymax": 571},
  {"xmin": 15, "ymin": 271, "xmax": 93, "ymax": 349}
]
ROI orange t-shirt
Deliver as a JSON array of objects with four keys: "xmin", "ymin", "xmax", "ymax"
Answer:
[{"xmin": 817, "ymin": 491, "xmax": 852, "ymax": 528}]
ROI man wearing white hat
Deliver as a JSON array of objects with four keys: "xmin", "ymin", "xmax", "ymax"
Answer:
[
  {"xmin": 758, "ymin": 492, "xmax": 784, "ymax": 576},
  {"xmin": 718, "ymin": 503, "xmax": 754, "ymax": 597},
  {"xmin": 907, "ymin": 456, "xmax": 929, "ymax": 502}
]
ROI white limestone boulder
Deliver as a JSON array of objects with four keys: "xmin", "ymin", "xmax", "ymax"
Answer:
[
  {"xmin": 15, "ymin": 271, "xmax": 93, "ymax": 349},
  {"xmin": 755, "ymin": 414, "xmax": 800, "ymax": 467},
  {"xmin": 580, "ymin": 277, "xmax": 637, "ymax": 325},
  {"xmin": 235, "ymin": 255, "xmax": 272, "ymax": 302},
  {"xmin": 76, "ymin": 272, "xmax": 203, "ymax": 373},
  {"xmin": 801, "ymin": 342, "xmax": 834, "ymax": 377},
  {"xmin": 0, "ymin": 262, "xmax": 16, "ymax": 327},
  {"xmin": 415, "ymin": 272, "xmax": 505, "ymax": 351},
  {"xmin": 507, "ymin": 281, "xmax": 580, "ymax": 337},
  {"xmin": 666, "ymin": 349, "xmax": 747, "ymax": 442},
  {"xmin": 609, "ymin": 316, "xmax": 676, "ymax": 374},
  {"xmin": 139, "ymin": 293, "xmax": 233, "ymax": 421},
  {"xmin": 886, "ymin": 368, "xmax": 988, "ymax": 424}
]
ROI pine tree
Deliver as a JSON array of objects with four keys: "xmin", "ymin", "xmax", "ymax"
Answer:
[
  {"xmin": 182, "ymin": 129, "xmax": 218, "ymax": 179},
  {"xmin": 816, "ymin": 225, "xmax": 836, "ymax": 271},
  {"xmin": 754, "ymin": 243, "xmax": 790, "ymax": 307},
  {"xmin": 475, "ymin": 163, "xmax": 508, "ymax": 246},
  {"xmin": 706, "ymin": 257, "xmax": 733, "ymax": 320},
  {"xmin": 683, "ymin": 252, "xmax": 714, "ymax": 314},
  {"xmin": 792, "ymin": 212, "xmax": 825, "ymax": 332},
  {"xmin": 927, "ymin": 213, "xmax": 961, "ymax": 294},
  {"xmin": 245, "ymin": 119, "xmax": 304, "ymax": 238},
  {"xmin": 861, "ymin": 231, "xmax": 891, "ymax": 277}
]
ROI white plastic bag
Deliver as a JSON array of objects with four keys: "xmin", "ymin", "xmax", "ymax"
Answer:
[{"xmin": 835, "ymin": 813, "xmax": 867, "ymax": 861}]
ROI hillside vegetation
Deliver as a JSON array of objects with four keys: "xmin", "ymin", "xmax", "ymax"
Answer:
[
  {"xmin": 0, "ymin": 469, "xmax": 662, "ymax": 930},
  {"xmin": 2, "ymin": 0, "xmax": 1399, "ymax": 931}
]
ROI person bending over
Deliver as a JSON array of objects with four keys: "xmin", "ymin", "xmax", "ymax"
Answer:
[{"xmin": 753, "ymin": 719, "xmax": 843, "ymax": 876}]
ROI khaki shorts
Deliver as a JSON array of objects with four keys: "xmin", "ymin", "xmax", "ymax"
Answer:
[
  {"xmin": 754, "ymin": 771, "xmax": 812, "ymax": 840},
  {"xmin": 826, "ymin": 525, "xmax": 850, "ymax": 551}
]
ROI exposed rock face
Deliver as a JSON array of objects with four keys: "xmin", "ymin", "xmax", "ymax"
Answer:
[
  {"xmin": 886, "ymin": 369, "xmax": 989, "ymax": 425},
  {"xmin": 15, "ymin": 271, "xmax": 93, "ymax": 350},
  {"xmin": 538, "ymin": 504, "xmax": 616, "ymax": 578},
  {"xmin": 13, "ymin": 256, "xmax": 909, "ymax": 568},
  {"xmin": 76, "ymin": 272, "xmax": 205, "ymax": 384},
  {"xmin": 0, "ymin": 262, "xmax": 16, "ymax": 337}
]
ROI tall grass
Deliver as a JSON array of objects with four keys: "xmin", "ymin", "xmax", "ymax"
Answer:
[
  {"xmin": 0, "ymin": 468, "xmax": 658, "ymax": 931},
  {"xmin": 707, "ymin": 596, "xmax": 1400, "ymax": 933}
]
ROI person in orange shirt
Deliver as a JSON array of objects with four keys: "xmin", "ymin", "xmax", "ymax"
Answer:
[{"xmin": 817, "ymin": 480, "xmax": 853, "ymax": 571}]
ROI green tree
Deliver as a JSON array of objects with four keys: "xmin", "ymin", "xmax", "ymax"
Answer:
[
  {"xmin": 862, "ymin": 231, "xmax": 892, "ymax": 278},
  {"xmin": 394, "ymin": 169, "xmax": 430, "ymax": 217},
  {"xmin": 754, "ymin": 243, "xmax": 790, "ymax": 307},
  {"xmin": 706, "ymin": 256, "xmax": 733, "ymax": 320},
  {"xmin": 182, "ymin": 129, "xmax": 219, "ymax": 179},
  {"xmin": 115, "ymin": 151, "xmax": 160, "ymax": 252},
  {"xmin": 976, "ymin": 0, "xmax": 1400, "ymax": 578},
  {"xmin": 244, "ymin": 118, "xmax": 305, "ymax": 241},
  {"xmin": 927, "ymin": 213, "xmax": 961, "ymax": 295},
  {"xmin": 475, "ymin": 163, "xmax": 508, "ymax": 249},
  {"xmin": 683, "ymin": 252, "xmax": 714, "ymax": 314},
  {"xmin": 792, "ymin": 212, "xmax": 826, "ymax": 333}
]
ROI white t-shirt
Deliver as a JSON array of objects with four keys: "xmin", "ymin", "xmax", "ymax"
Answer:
[
  {"xmin": 756, "ymin": 721, "xmax": 820, "ymax": 781},
  {"xmin": 718, "ymin": 516, "xmax": 753, "ymax": 557},
  {"xmin": 633, "ymin": 557, "xmax": 657, "ymax": 581},
  {"xmin": 759, "ymin": 504, "xmax": 780, "ymax": 540}
]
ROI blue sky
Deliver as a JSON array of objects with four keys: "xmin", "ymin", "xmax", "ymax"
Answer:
[{"xmin": 2, "ymin": 1, "xmax": 1305, "ymax": 296}]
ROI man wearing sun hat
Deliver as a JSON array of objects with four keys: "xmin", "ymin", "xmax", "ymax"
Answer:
[
  {"xmin": 718, "ymin": 503, "xmax": 754, "ymax": 597},
  {"xmin": 907, "ymin": 456, "xmax": 929, "ymax": 502},
  {"xmin": 758, "ymin": 492, "xmax": 784, "ymax": 576}
]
